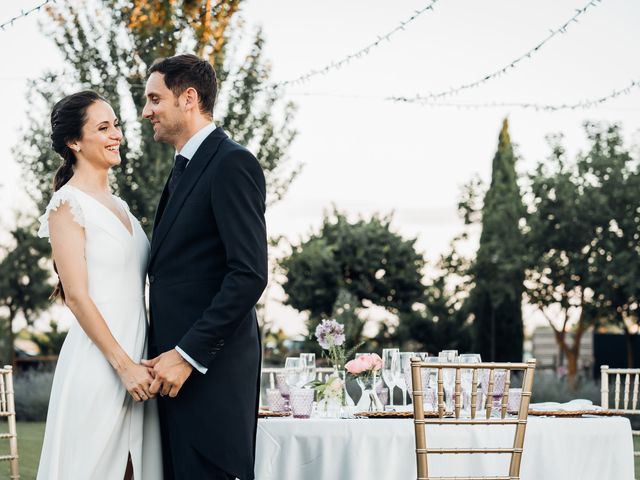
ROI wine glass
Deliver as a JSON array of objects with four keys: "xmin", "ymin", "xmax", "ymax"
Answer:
[
  {"xmin": 382, "ymin": 348, "xmax": 399, "ymax": 408},
  {"xmin": 299, "ymin": 353, "xmax": 317, "ymax": 386},
  {"xmin": 284, "ymin": 357, "xmax": 303, "ymax": 390}
]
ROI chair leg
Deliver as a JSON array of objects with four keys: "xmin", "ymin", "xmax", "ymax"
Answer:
[{"xmin": 10, "ymin": 456, "xmax": 19, "ymax": 479}]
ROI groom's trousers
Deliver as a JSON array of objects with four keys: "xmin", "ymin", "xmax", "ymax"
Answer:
[{"xmin": 157, "ymin": 396, "xmax": 237, "ymax": 480}]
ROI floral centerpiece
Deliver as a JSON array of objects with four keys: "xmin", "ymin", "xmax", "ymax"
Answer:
[
  {"xmin": 345, "ymin": 353, "xmax": 384, "ymax": 411},
  {"xmin": 314, "ymin": 319, "xmax": 347, "ymax": 368},
  {"xmin": 310, "ymin": 319, "xmax": 349, "ymax": 416}
]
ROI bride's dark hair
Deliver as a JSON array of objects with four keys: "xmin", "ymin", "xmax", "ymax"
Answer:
[{"xmin": 49, "ymin": 90, "xmax": 106, "ymax": 301}]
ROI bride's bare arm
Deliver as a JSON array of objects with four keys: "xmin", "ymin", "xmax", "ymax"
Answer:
[{"xmin": 49, "ymin": 202, "xmax": 154, "ymax": 401}]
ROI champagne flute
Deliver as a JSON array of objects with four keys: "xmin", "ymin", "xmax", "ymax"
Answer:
[
  {"xmin": 438, "ymin": 350, "xmax": 458, "ymax": 411},
  {"xmin": 459, "ymin": 353, "xmax": 481, "ymax": 416},
  {"xmin": 382, "ymin": 348, "xmax": 399, "ymax": 408},
  {"xmin": 396, "ymin": 352, "xmax": 415, "ymax": 406}
]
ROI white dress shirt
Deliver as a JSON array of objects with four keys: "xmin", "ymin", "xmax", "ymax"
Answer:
[{"xmin": 172, "ymin": 122, "xmax": 216, "ymax": 374}]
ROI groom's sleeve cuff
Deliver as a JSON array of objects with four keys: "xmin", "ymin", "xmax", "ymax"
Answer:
[{"xmin": 175, "ymin": 346, "xmax": 208, "ymax": 374}]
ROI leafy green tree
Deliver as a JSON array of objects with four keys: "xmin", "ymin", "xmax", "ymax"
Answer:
[
  {"xmin": 281, "ymin": 208, "xmax": 425, "ymax": 340},
  {"xmin": 0, "ymin": 223, "xmax": 52, "ymax": 365},
  {"xmin": 18, "ymin": 0, "xmax": 299, "ymax": 229},
  {"xmin": 527, "ymin": 124, "xmax": 640, "ymax": 378},
  {"xmin": 466, "ymin": 119, "xmax": 526, "ymax": 361},
  {"xmin": 392, "ymin": 240, "xmax": 473, "ymax": 353},
  {"xmin": 27, "ymin": 320, "xmax": 69, "ymax": 356}
]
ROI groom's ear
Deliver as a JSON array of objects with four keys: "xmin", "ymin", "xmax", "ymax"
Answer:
[{"xmin": 183, "ymin": 87, "xmax": 200, "ymax": 112}]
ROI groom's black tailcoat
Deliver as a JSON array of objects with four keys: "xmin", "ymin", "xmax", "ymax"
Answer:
[{"xmin": 148, "ymin": 127, "xmax": 267, "ymax": 480}]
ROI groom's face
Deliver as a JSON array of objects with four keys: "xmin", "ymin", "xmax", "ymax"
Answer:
[{"xmin": 142, "ymin": 72, "xmax": 186, "ymax": 146}]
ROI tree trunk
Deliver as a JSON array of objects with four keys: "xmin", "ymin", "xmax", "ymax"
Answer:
[
  {"xmin": 550, "ymin": 317, "xmax": 584, "ymax": 392},
  {"xmin": 565, "ymin": 349, "xmax": 579, "ymax": 391}
]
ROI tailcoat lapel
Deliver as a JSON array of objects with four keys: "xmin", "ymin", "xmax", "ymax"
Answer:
[{"xmin": 149, "ymin": 127, "xmax": 227, "ymax": 266}]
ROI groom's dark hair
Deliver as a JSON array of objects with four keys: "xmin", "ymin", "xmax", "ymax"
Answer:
[{"xmin": 149, "ymin": 54, "xmax": 217, "ymax": 118}]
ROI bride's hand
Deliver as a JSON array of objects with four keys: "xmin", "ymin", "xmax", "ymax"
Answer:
[{"xmin": 117, "ymin": 362, "xmax": 155, "ymax": 402}]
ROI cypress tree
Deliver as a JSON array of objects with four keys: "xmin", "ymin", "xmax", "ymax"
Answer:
[{"xmin": 469, "ymin": 119, "xmax": 526, "ymax": 361}]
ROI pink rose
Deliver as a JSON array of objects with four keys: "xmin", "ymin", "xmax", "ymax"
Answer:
[
  {"xmin": 370, "ymin": 353, "xmax": 383, "ymax": 371},
  {"xmin": 346, "ymin": 354, "xmax": 383, "ymax": 374},
  {"xmin": 345, "ymin": 357, "xmax": 368, "ymax": 374}
]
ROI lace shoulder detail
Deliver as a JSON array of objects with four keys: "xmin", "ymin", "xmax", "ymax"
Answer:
[{"xmin": 37, "ymin": 186, "xmax": 86, "ymax": 239}]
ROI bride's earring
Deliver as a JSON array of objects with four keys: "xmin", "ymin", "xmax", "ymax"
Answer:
[{"xmin": 74, "ymin": 146, "xmax": 81, "ymax": 152}]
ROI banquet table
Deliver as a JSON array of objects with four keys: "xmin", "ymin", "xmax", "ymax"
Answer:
[{"xmin": 255, "ymin": 415, "xmax": 634, "ymax": 479}]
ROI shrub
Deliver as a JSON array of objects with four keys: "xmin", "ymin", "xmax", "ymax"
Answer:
[
  {"xmin": 530, "ymin": 370, "xmax": 600, "ymax": 404},
  {"xmin": 13, "ymin": 367, "xmax": 55, "ymax": 421}
]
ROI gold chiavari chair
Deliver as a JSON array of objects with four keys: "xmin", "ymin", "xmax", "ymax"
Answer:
[
  {"xmin": 0, "ymin": 365, "xmax": 19, "ymax": 479},
  {"xmin": 410, "ymin": 358, "xmax": 536, "ymax": 480},
  {"xmin": 601, "ymin": 365, "xmax": 640, "ymax": 460}
]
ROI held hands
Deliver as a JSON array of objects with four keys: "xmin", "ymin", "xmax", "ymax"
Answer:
[
  {"xmin": 117, "ymin": 362, "xmax": 155, "ymax": 402},
  {"xmin": 142, "ymin": 348, "xmax": 193, "ymax": 398}
]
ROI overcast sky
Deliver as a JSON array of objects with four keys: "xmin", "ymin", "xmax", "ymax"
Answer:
[{"xmin": 1, "ymin": 0, "xmax": 639, "ymax": 335}]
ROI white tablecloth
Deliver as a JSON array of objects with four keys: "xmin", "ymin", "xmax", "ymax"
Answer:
[{"xmin": 256, "ymin": 416, "xmax": 634, "ymax": 479}]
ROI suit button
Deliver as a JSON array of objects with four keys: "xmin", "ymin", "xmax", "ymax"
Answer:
[{"xmin": 149, "ymin": 275, "xmax": 155, "ymax": 283}]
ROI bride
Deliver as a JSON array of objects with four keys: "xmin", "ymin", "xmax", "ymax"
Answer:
[{"xmin": 36, "ymin": 91, "xmax": 162, "ymax": 479}]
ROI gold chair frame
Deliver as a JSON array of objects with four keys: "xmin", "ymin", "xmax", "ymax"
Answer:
[
  {"xmin": 411, "ymin": 359, "xmax": 536, "ymax": 480},
  {"xmin": 0, "ymin": 365, "xmax": 19, "ymax": 479},
  {"xmin": 600, "ymin": 365, "xmax": 640, "ymax": 459}
]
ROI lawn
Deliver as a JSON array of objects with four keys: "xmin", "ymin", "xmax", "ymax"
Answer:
[
  {"xmin": 0, "ymin": 422, "xmax": 45, "ymax": 480},
  {"xmin": 1, "ymin": 422, "xmax": 639, "ymax": 479}
]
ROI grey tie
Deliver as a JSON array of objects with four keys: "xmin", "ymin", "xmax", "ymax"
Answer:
[{"xmin": 168, "ymin": 154, "xmax": 188, "ymax": 197}]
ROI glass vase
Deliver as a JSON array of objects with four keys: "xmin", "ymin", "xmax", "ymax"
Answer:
[
  {"xmin": 355, "ymin": 371, "xmax": 383, "ymax": 412},
  {"xmin": 317, "ymin": 369, "xmax": 347, "ymax": 418}
]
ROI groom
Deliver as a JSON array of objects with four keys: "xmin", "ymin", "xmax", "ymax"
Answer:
[{"xmin": 142, "ymin": 54, "xmax": 267, "ymax": 480}]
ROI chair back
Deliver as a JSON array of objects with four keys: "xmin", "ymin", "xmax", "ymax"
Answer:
[
  {"xmin": 600, "ymin": 365, "xmax": 640, "ymax": 412},
  {"xmin": 600, "ymin": 365, "xmax": 640, "ymax": 460},
  {"xmin": 0, "ymin": 365, "xmax": 19, "ymax": 479},
  {"xmin": 410, "ymin": 358, "xmax": 536, "ymax": 480}
]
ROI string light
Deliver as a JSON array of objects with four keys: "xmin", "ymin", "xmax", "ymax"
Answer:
[
  {"xmin": 0, "ymin": 0, "xmax": 54, "ymax": 31},
  {"xmin": 392, "ymin": 0, "xmax": 603, "ymax": 102},
  {"xmin": 387, "ymin": 79, "xmax": 639, "ymax": 111},
  {"xmin": 274, "ymin": 0, "xmax": 440, "ymax": 88}
]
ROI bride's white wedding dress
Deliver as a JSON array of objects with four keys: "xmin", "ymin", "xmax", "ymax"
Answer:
[{"xmin": 36, "ymin": 184, "xmax": 163, "ymax": 480}]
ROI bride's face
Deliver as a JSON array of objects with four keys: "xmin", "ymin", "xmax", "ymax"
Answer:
[
  {"xmin": 73, "ymin": 101, "xmax": 122, "ymax": 168},
  {"xmin": 142, "ymin": 72, "xmax": 186, "ymax": 145}
]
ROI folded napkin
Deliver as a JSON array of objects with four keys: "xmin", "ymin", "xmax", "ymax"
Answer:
[{"xmin": 529, "ymin": 399, "xmax": 603, "ymax": 412}]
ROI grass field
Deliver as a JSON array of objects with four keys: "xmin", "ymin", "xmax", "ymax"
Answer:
[
  {"xmin": 1, "ymin": 422, "xmax": 639, "ymax": 479},
  {"xmin": 0, "ymin": 422, "xmax": 45, "ymax": 480}
]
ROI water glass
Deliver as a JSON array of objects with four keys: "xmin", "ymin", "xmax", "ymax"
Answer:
[
  {"xmin": 507, "ymin": 388, "xmax": 522, "ymax": 414},
  {"xmin": 290, "ymin": 387, "xmax": 315, "ymax": 419},
  {"xmin": 266, "ymin": 388, "xmax": 287, "ymax": 412},
  {"xmin": 480, "ymin": 369, "xmax": 507, "ymax": 416}
]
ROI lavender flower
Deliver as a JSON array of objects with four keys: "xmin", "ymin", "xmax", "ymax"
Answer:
[{"xmin": 314, "ymin": 319, "xmax": 346, "ymax": 350}]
